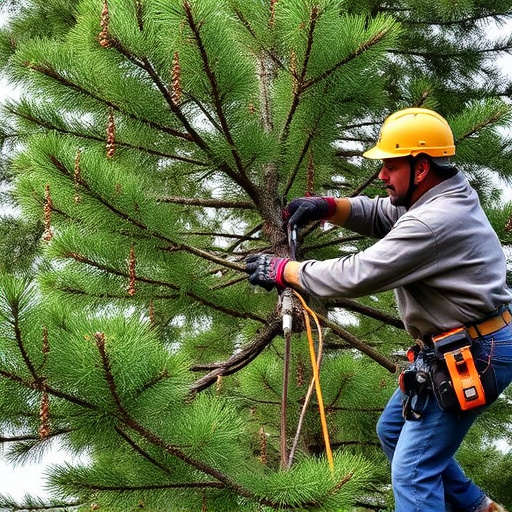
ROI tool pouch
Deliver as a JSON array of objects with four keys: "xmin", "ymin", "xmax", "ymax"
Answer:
[
  {"xmin": 430, "ymin": 327, "xmax": 497, "ymax": 412},
  {"xmin": 399, "ymin": 347, "xmax": 431, "ymax": 420}
]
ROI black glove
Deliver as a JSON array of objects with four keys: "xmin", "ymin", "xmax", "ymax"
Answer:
[
  {"xmin": 245, "ymin": 254, "xmax": 290, "ymax": 291},
  {"xmin": 284, "ymin": 196, "xmax": 337, "ymax": 229}
]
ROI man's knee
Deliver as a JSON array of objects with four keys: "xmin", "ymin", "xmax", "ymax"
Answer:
[{"xmin": 376, "ymin": 414, "xmax": 395, "ymax": 446}]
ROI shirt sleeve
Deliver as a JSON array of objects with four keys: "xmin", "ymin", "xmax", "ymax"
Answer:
[
  {"xmin": 298, "ymin": 215, "xmax": 439, "ymax": 298},
  {"xmin": 345, "ymin": 195, "xmax": 406, "ymax": 239}
]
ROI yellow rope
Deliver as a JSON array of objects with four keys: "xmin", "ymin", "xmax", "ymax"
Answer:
[{"xmin": 293, "ymin": 290, "xmax": 334, "ymax": 473}]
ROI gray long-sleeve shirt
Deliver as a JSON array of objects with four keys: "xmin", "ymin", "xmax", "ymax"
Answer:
[{"xmin": 298, "ymin": 171, "xmax": 512, "ymax": 339}]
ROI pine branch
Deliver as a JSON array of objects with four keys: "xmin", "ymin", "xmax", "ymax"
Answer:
[
  {"xmin": 189, "ymin": 312, "xmax": 282, "ymax": 393},
  {"xmin": 401, "ymin": 13, "xmax": 512, "ymax": 27},
  {"xmin": 134, "ymin": 371, "xmax": 170, "ymax": 395},
  {"xmin": 300, "ymin": 472, "xmax": 354, "ymax": 508},
  {"xmin": 387, "ymin": 47, "xmax": 485, "ymax": 58},
  {"xmin": 334, "ymin": 148, "xmax": 363, "ymax": 158},
  {"xmin": 297, "ymin": 7, "xmax": 320, "ymax": 85},
  {"xmin": 323, "ymin": 298, "xmax": 405, "ymax": 330},
  {"xmin": 350, "ymin": 169, "xmax": 381, "ymax": 197},
  {"xmin": 226, "ymin": 223, "xmax": 263, "ymax": 252},
  {"xmin": 94, "ymin": 332, "xmax": 288, "ymax": 509},
  {"xmin": 188, "ymin": 94, "xmax": 224, "ymax": 134},
  {"xmin": 10, "ymin": 298, "xmax": 39, "ymax": 381},
  {"xmin": 231, "ymin": 6, "xmax": 287, "ymax": 74},
  {"xmin": 134, "ymin": 0, "xmax": 144, "ymax": 32},
  {"xmin": 57, "ymin": 287, "xmax": 180, "ymax": 301},
  {"xmin": 102, "ymin": 26, "xmax": 261, "ymax": 203},
  {"xmin": 106, "ymin": 38, "xmax": 207, "ymax": 149},
  {"xmin": 234, "ymin": 395, "xmax": 280, "ymax": 406},
  {"xmin": 182, "ymin": 1, "xmax": 246, "ymax": 177},
  {"xmin": 50, "ymin": 155, "xmax": 246, "ymax": 272},
  {"xmin": 62, "ymin": 250, "xmax": 263, "ymax": 322},
  {"xmin": 302, "ymin": 28, "xmax": 391, "ymax": 91},
  {"xmin": 107, "ymin": 35, "xmax": 261, "ymax": 205},
  {"xmin": 95, "ymin": 332, "xmax": 129, "ymax": 418},
  {"xmin": 0, "ymin": 369, "xmax": 95, "ymax": 409},
  {"xmin": 315, "ymin": 313, "xmax": 397, "ymax": 373},
  {"xmin": 66, "ymin": 482, "xmax": 225, "ymax": 491},
  {"xmin": 210, "ymin": 275, "xmax": 247, "ymax": 290},
  {"xmin": 115, "ymin": 426, "xmax": 174, "ymax": 476},
  {"xmin": 0, "ymin": 496, "xmax": 81, "ymax": 511},
  {"xmin": 23, "ymin": 62, "xmax": 193, "ymax": 142},
  {"xmin": 280, "ymin": 5, "xmax": 320, "ymax": 144},
  {"xmin": 284, "ymin": 131, "xmax": 314, "ymax": 198},
  {"xmin": 457, "ymin": 108, "xmax": 510, "ymax": 143},
  {"xmin": 158, "ymin": 196, "xmax": 254, "ymax": 209},
  {"xmin": 326, "ymin": 373, "xmax": 352, "ymax": 409},
  {"xmin": 5, "ymin": 104, "xmax": 207, "ymax": 165},
  {"xmin": 182, "ymin": 231, "xmax": 256, "ymax": 241},
  {"xmin": 343, "ymin": 119, "xmax": 382, "ymax": 130},
  {"xmin": 160, "ymin": 243, "xmax": 245, "ymax": 271},
  {"xmin": 0, "ymin": 429, "xmax": 71, "ymax": 443}
]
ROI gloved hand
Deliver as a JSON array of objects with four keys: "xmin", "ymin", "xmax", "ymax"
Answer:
[
  {"xmin": 245, "ymin": 254, "xmax": 290, "ymax": 291},
  {"xmin": 284, "ymin": 196, "xmax": 337, "ymax": 229}
]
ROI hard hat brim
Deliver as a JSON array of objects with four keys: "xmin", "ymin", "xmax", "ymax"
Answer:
[
  {"xmin": 362, "ymin": 146, "xmax": 411, "ymax": 160},
  {"xmin": 363, "ymin": 145, "xmax": 455, "ymax": 160}
]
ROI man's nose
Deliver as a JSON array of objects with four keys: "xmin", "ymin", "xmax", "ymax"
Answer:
[{"xmin": 378, "ymin": 166, "xmax": 388, "ymax": 181}]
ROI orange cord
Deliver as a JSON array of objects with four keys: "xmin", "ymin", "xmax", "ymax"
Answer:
[{"xmin": 293, "ymin": 290, "xmax": 334, "ymax": 473}]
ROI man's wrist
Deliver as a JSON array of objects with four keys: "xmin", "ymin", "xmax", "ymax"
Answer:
[
  {"xmin": 328, "ymin": 198, "xmax": 352, "ymax": 226},
  {"xmin": 282, "ymin": 260, "xmax": 301, "ymax": 289}
]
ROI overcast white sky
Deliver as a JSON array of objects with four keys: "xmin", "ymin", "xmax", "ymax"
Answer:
[
  {"xmin": 0, "ymin": 440, "xmax": 75, "ymax": 502},
  {"xmin": 0, "ymin": 10, "xmax": 511, "ymax": 506}
]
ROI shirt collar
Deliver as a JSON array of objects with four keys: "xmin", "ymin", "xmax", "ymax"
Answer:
[{"xmin": 408, "ymin": 169, "xmax": 467, "ymax": 211}]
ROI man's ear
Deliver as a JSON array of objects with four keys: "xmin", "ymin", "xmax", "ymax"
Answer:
[{"xmin": 415, "ymin": 158, "xmax": 430, "ymax": 184}]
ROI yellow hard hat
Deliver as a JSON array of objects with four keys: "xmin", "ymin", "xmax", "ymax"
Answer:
[{"xmin": 363, "ymin": 108, "xmax": 455, "ymax": 160}]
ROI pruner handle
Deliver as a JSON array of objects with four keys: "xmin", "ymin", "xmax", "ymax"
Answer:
[
  {"xmin": 280, "ymin": 288, "xmax": 294, "ymax": 335},
  {"xmin": 287, "ymin": 223, "xmax": 297, "ymax": 260}
]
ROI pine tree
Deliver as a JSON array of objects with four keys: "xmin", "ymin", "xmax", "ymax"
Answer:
[{"xmin": 1, "ymin": 1, "xmax": 512, "ymax": 510}]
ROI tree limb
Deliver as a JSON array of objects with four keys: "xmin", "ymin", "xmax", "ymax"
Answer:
[
  {"xmin": 5, "ymin": 105, "xmax": 207, "ymax": 166},
  {"xmin": 189, "ymin": 311, "xmax": 282, "ymax": 393},
  {"xmin": 63, "ymin": 250, "xmax": 263, "ymax": 322},
  {"xmin": 158, "ymin": 196, "xmax": 254, "ymax": 209},
  {"xmin": 24, "ymin": 63, "xmax": 193, "ymax": 142},
  {"xmin": 183, "ymin": 1, "xmax": 247, "ymax": 178},
  {"xmin": 50, "ymin": 155, "xmax": 247, "ymax": 272},
  {"xmin": 323, "ymin": 298, "xmax": 405, "ymax": 330},
  {"xmin": 303, "ymin": 29, "xmax": 390, "ymax": 91},
  {"xmin": 280, "ymin": 5, "xmax": 320, "ymax": 145},
  {"xmin": 315, "ymin": 313, "xmax": 398, "ymax": 373}
]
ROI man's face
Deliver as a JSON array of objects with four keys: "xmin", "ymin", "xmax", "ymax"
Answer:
[{"xmin": 378, "ymin": 157, "xmax": 413, "ymax": 206}]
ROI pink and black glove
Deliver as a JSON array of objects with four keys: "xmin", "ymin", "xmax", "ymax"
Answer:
[
  {"xmin": 245, "ymin": 254, "xmax": 289, "ymax": 291},
  {"xmin": 284, "ymin": 196, "xmax": 337, "ymax": 229}
]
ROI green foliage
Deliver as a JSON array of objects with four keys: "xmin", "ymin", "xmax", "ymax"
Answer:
[
  {"xmin": 0, "ymin": 214, "xmax": 42, "ymax": 273},
  {"xmin": 0, "ymin": 0, "xmax": 511, "ymax": 510}
]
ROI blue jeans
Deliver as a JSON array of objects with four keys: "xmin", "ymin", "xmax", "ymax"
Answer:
[{"xmin": 377, "ymin": 324, "xmax": 512, "ymax": 512}]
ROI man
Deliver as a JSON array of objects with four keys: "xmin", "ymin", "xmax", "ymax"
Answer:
[{"xmin": 245, "ymin": 108, "xmax": 512, "ymax": 512}]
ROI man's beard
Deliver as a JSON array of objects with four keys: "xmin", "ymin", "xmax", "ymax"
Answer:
[{"xmin": 387, "ymin": 187, "xmax": 407, "ymax": 207}]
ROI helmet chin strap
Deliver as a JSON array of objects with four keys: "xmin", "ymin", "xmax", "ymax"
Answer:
[{"xmin": 404, "ymin": 156, "xmax": 418, "ymax": 208}]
